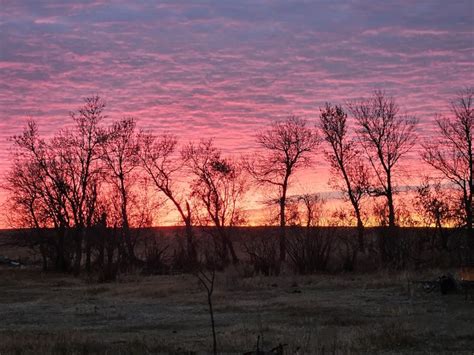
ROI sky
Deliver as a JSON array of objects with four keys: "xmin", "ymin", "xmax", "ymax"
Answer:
[{"xmin": 0, "ymin": 0, "xmax": 473, "ymax": 227}]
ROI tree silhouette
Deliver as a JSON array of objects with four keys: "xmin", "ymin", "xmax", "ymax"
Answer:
[
  {"xmin": 55, "ymin": 96, "xmax": 107, "ymax": 274},
  {"xmin": 319, "ymin": 103, "xmax": 370, "ymax": 250},
  {"xmin": 139, "ymin": 132, "xmax": 196, "ymax": 262},
  {"xmin": 415, "ymin": 178, "xmax": 452, "ymax": 249},
  {"xmin": 349, "ymin": 91, "xmax": 417, "ymax": 228},
  {"xmin": 194, "ymin": 266, "xmax": 217, "ymax": 354},
  {"xmin": 422, "ymin": 88, "xmax": 473, "ymax": 233},
  {"xmin": 8, "ymin": 96, "xmax": 107, "ymax": 274},
  {"xmin": 247, "ymin": 116, "xmax": 319, "ymax": 261},
  {"xmin": 183, "ymin": 139, "xmax": 247, "ymax": 265},
  {"xmin": 101, "ymin": 117, "xmax": 139, "ymax": 263},
  {"xmin": 5, "ymin": 130, "xmax": 59, "ymax": 270},
  {"xmin": 6, "ymin": 91, "xmax": 471, "ymax": 277},
  {"xmin": 5, "ymin": 147, "xmax": 44, "ymax": 229}
]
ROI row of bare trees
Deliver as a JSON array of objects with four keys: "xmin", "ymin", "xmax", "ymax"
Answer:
[
  {"xmin": 250, "ymin": 89, "xmax": 471, "ymax": 261},
  {"xmin": 4, "ymin": 88, "xmax": 472, "ymax": 273},
  {"xmin": 4, "ymin": 96, "xmax": 249, "ymax": 272}
]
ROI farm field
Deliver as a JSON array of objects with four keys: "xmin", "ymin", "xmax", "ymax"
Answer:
[{"xmin": 0, "ymin": 264, "xmax": 473, "ymax": 354}]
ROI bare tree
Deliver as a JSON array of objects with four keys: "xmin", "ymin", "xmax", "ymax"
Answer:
[
  {"xmin": 415, "ymin": 179, "xmax": 453, "ymax": 249},
  {"xmin": 195, "ymin": 267, "xmax": 217, "ymax": 355},
  {"xmin": 285, "ymin": 193, "xmax": 324, "ymax": 228},
  {"xmin": 299, "ymin": 193, "xmax": 325, "ymax": 228},
  {"xmin": 101, "ymin": 118, "xmax": 139, "ymax": 263},
  {"xmin": 319, "ymin": 103, "xmax": 370, "ymax": 250},
  {"xmin": 9, "ymin": 121, "xmax": 73, "ymax": 271},
  {"xmin": 139, "ymin": 132, "xmax": 196, "ymax": 262},
  {"xmin": 422, "ymin": 88, "xmax": 473, "ymax": 233},
  {"xmin": 10, "ymin": 97, "xmax": 107, "ymax": 274},
  {"xmin": 5, "ymin": 156, "xmax": 44, "ymax": 229},
  {"xmin": 183, "ymin": 139, "xmax": 247, "ymax": 265},
  {"xmin": 349, "ymin": 91, "xmax": 417, "ymax": 228},
  {"xmin": 7, "ymin": 97, "xmax": 154, "ymax": 274},
  {"xmin": 4, "ymin": 148, "xmax": 53, "ymax": 270},
  {"xmin": 54, "ymin": 96, "xmax": 107, "ymax": 274},
  {"xmin": 7, "ymin": 124, "xmax": 56, "ymax": 231},
  {"xmin": 247, "ymin": 116, "xmax": 319, "ymax": 261}
]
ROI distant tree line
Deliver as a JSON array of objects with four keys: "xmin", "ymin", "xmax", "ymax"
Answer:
[{"xmin": 3, "ymin": 88, "xmax": 472, "ymax": 275}]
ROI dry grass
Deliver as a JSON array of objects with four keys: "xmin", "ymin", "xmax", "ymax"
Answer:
[{"xmin": 0, "ymin": 265, "xmax": 473, "ymax": 354}]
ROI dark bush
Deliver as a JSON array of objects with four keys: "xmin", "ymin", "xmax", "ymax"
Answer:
[
  {"xmin": 243, "ymin": 234, "xmax": 280, "ymax": 276},
  {"xmin": 286, "ymin": 227, "xmax": 334, "ymax": 274}
]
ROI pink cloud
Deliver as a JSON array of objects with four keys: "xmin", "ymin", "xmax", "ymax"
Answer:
[{"xmin": 0, "ymin": 0, "xmax": 472, "ymax": 227}]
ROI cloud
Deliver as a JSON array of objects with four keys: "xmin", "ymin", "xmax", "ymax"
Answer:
[{"xmin": 0, "ymin": 0, "xmax": 472, "ymax": 224}]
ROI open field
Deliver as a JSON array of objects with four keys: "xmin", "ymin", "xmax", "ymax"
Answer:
[{"xmin": 0, "ymin": 264, "xmax": 473, "ymax": 354}]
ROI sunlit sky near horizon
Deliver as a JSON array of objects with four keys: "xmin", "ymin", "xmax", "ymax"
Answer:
[{"xmin": 0, "ymin": 0, "xmax": 473, "ymax": 227}]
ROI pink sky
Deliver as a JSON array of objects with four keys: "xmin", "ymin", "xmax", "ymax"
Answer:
[{"xmin": 0, "ymin": 1, "xmax": 473, "ymax": 227}]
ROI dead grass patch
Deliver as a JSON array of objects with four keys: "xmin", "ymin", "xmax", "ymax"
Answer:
[{"xmin": 0, "ymin": 267, "xmax": 472, "ymax": 353}]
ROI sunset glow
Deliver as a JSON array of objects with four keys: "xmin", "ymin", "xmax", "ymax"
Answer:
[
  {"xmin": 0, "ymin": 3, "xmax": 473, "ymax": 352},
  {"xmin": 0, "ymin": 1, "xmax": 473, "ymax": 228}
]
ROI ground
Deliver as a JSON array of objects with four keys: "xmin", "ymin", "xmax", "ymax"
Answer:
[{"xmin": 0, "ymin": 265, "xmax": 473, "ymax": 354}]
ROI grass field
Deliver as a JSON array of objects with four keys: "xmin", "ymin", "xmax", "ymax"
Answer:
[{"xmin": 0, "ymin": 264, "xmax": 473, "ymax": 354}]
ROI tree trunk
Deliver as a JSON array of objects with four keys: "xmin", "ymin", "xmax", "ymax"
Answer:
[
  {"xmin": 39, "ymin": 236, "xmax": 48, "ymax": 271},
  {"xmin": 184, "ymin": 202, "xmax": 196, "ymax": 262},
  {"xmin": 97, "ymin": 213, "xmax": 107, "ymax": 268},
  {"xmin": 73, "ymin": 227, "xmax": 84, "ymax": 276},
  {"xmin": 386, "ymin": 172, "xmax": 396, "ymax": 228},
  {"xmin": 465, "ymin": 194, "xmax": 472, "ymax": 233},
  {"xmin": 85, "ymin": 229, "xmax": 91, "ymax": 273},
  {"xmin": 436, "ymin": 217, "xmax": 448, "ymax": 250},
  {"xmin": 464, "ymin": 191, "xmax": 473, "ymax": 251},
  {"xmin": 279, "ymin": 179, "xmax": 288, "ymax": 262},
  {"xmin": 56, "ymin": 227, "xmax": 67, "ymax": 271},
  {"xmin": 468, "ymin": 133, "xmax": 473, "ymax": 235},
  {"xmin": 107, "ymin": 229, "xmax": 116, "ymax": 269},
  {"xmin": 224, "ymin": 231, "xmax": 239, "ymax": 264},
  {"xmin": 356, "ymin": 214, "xmax": 365, "ymax": 252},
  {"xmin": 97, "ymin": 228, "xmax": 105, "ymax": 268},
  {"xmin": 208, "ymin": 292, "xmax": 217, "ymax": 355},
  {"xmin": 120, "ymin": 178, "xmax": 135, "ymax": 263},
  {"xmin": 185, "ymin": 223, "xmax": 195, "ymax": 260}
]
